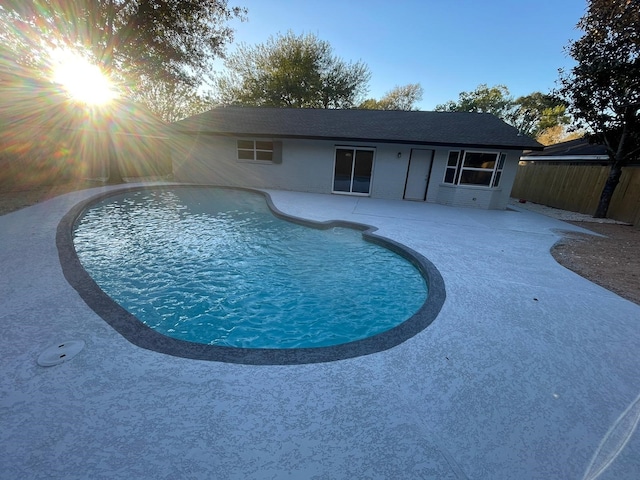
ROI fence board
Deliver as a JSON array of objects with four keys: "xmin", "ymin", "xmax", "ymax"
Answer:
[{"xmin": 512, "ymin": 163, "xmax": 640, "ymax": 226}]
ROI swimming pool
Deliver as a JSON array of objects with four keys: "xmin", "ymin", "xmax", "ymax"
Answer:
[{"xmin": 58, "ymin": 186, "xmax": 445, "ymax": 364}]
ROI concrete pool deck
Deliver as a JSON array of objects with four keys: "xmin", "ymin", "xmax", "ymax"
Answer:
[{"xmin": 1, "ymin": 183, "xmax": 639, "ymax": 479}]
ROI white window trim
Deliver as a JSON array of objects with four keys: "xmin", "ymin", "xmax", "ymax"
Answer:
[
  {"xmin": 492, "ymin": 153, "xmax": 506, "ymax": 188},
  {"xmin": 332, "ymin": 146, "xmax": 376, "ymax": 196},
  {"xmin": 442, "ymin": 150, "xmax": 504, "ymax": 188},
  {"xmin": 444, "ymin": 151, "xmax": 461, "ymax": 185}
]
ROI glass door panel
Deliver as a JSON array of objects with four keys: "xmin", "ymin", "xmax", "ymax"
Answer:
[
  {"xmin": 352, "ymin": 150, "xmax": 373, "ymax": 194},
  {"xmin": 333, "ymin": 148, "xmax": 354, "ymax": 192},
  {"xmin": 333, "ymin": 148, "xmax": 374, "ymax": 195}
]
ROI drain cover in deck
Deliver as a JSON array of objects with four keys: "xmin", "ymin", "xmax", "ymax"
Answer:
[{"xmin": 37, "ymin": 340, "xmax": 85, "ymax": 367}]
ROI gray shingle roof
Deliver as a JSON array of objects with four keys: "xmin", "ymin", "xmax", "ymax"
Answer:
[
  {"xmin": 172, "ymin": 106, "xmax": 542, "ymax": 150},
  {"xmin": 523, "ymin": 137, "xmax": 607, "ymax": 157}
]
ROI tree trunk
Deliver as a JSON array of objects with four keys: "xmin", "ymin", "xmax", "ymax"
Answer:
[
  {"xmin": 105, "ymin": 136, "xmax": 123, "ymax": 184},
  {"xmin": 100, "ymin": 0, "xmax": 123, "ymax": 185},
  {"xmin": 594, "ymin": 163, "xmax": 623, "ymax": 218}
]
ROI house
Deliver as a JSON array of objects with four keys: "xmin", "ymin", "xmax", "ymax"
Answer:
[
  {"xmin": 512, "ymin": 138, "xmax": 640, "ymax": 225},
  {"xmin": 519, "ymin": 137, "xmax": 609, "ymax": 165},
  {"xmin": 170, "ymin": 107, "xmax": 542, "ymax": 209}
]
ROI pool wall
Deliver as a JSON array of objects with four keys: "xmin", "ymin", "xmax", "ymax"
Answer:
[{"xmin": 56, "ymin": 185, "xmax": 446, "ymax": 365}]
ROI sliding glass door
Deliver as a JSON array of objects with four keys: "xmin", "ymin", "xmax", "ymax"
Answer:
[{"xmin": 333, "ymin": 148, "xmax": 374, "ymax": 195}]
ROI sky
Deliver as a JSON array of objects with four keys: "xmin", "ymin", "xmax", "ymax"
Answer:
[{"xmin": 216, "ymin": 0, "xmax": 588, "ymax": 110}]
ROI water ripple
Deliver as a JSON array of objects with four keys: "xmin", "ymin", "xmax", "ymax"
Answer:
[{"xmin": 74, "ymin": 188, "xmax": 427, "ymax": 349}]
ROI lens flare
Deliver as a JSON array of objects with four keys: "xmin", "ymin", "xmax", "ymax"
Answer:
[{"xmin": 50, "ymin": 48, "xmax": 117, "ymax": 105}]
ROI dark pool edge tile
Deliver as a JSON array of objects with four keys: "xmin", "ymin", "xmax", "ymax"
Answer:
[{"xmin": 56, "ymin": 184, "xmax": 446, "ymax": 365}]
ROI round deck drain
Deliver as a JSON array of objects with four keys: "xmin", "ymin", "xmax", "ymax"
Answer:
[{"xmin": 37, "ymin": 340, "xmax": 85, "ymax": 367}]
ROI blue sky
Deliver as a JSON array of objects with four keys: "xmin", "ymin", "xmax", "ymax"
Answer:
[{"xmin": 218, "ymin": 0, "xmax": 588, "ymax": 110}]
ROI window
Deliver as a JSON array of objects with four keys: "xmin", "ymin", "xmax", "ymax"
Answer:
[
  {"xmin": 333, "ymin": 147, "xmax": 374, "ymax": 195},
  {"xmin": 444, "ymin": 151, "xmax": 461, "ymax": 184},
  {"xmin": 237, "ymin": 140, "xmax": 274, "ymax": 162},
  {"xmin": 443, "ymin": 150, "xmax": 505, "ymax": 188},
  {"xmin": 492, "ymin": 153, "xmax": 506, "ymax": 187}
]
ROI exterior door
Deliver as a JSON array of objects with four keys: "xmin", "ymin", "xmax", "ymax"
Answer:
[
  {"xmin": 403, "ymin": 149, "xmax": 434, "ymax": 201},
  {"xmin": 333, "ymin": 148, "xmax": 374, "ymax": 195}
]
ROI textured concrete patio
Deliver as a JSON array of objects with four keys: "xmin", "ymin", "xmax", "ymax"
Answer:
[{"xmin": 1, "ymin": 183, "xmax": 639, "ymax": 479}]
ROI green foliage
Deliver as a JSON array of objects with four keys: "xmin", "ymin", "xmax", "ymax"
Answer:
[
  {"xmin": 130, "ymin": 78, "xmax": 214, "ymax": 122},
  {"xmin": 0, "ymin": 0, "xmax": 246, "ymax": 87},
  {"xmin": 359, "ymin": 83, "xmax": 424, "ymax": 111},
  {"xmin": 435, "ymin": 84, "xmax": 514, "ymax": 119},
  {"xmin": 511, "ymin": 92, "xmax": 570, "ymax": 138},
  {"xmin": 557, "ymin": 0, "xmax": 640, "ymax": 217},
  {"xmin": 214, "ymin": 31, "xmax": 371, "ymax": 108},
  {"xmin": 535, "ymin": 125, "xmax": 583, "ymax": 146},
  {"xmin": 558, "ymin": 0, "xmax": 640, "ymax": 151},
  {"xmin": 435, "ymin": 84, "xmax": 569, "ymax": 138},
  {"xmin": 358, "ymin": 98, "xmax": 381, "ymax": 110},
  {"xmin": 0, "ymin": 0, "xmax": 244, "ymax": 176}
]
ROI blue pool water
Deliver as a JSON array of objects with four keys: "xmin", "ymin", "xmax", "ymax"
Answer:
[{"xmin": 73, "ymin": 188, "xmax": 428, "ymax": 349}]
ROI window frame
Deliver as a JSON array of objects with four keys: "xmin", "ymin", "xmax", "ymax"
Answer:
[
  {"xmin": 236, "ymin": 139, "xmax": 275, "ymax": 163},
  {"xmin": 332, "ymin": 146, "xmax": 376, "ymax": 196},
  {"xmin": 442, "ymin": 150, "xmax": 505, "ymax": 188},
  {"xmin": 444, "ymin": 151, "xmax": 461, "ymax": 185},
  {"xmin": 492, "ymin": 153, "xmax": 506, "ymax": 188}
]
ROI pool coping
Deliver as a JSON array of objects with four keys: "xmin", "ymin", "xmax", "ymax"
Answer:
[{"xmin": 56, "ymin": 185, "xmax": 446, "ymax": 365}]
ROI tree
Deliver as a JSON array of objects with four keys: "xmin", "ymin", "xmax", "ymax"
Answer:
[
  {"xmin": 214, "ymin": 31, "xmax": 371, "ymax": 108},
  {"xmin": 435, "ymin": 84, "xmax": 571, "ymax": 140},
  {"xmin": 435, "ymin": 84, "xmax": 514, "ymax": 119},
  {"xmin": 0, "ymin": 1, "xmax": 246, "ymax": 88},
  {"xmin": 130, "ymin": 78, "xmax": 214, "ymax": 122},
  {"xmin": 557, "ymin": 0, "xmax": 640, "ymax": 218},
  {"xmin": 1, "ymin": 1, "xmax": 245, "ymax": 183},
  {"xmin": 535, "ymin": 125, "xmax": 583, "ymax": 146},
  {"xmin": 510, "ymin": 92, "xmax": 570, "ymax": 138},
  {"xmin": 359, "ymin": 83, "xmax": 424, "ymax": 111}
]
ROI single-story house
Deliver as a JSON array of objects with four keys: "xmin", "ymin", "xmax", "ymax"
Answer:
[{"xmin": 170, "ymin": 107, "xmax": 542, "ymax": 209}]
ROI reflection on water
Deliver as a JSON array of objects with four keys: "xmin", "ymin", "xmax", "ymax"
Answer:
[{"xmin": 74, "ymin": 188, "xmax": 428, "ymax": 349}]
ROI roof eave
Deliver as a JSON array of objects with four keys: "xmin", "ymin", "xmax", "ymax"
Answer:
[
  {"xmin": 520, "ymin": 155, "xmax": 610, "ymax": 161},
  {"xmin": 172, "ymin": 130, "xmax": 541, "ymax": 151}
]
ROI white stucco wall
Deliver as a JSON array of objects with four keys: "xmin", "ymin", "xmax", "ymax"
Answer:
[
  {"xmin": 428, "ymin": 148, "xmax": 521, "ymax": 209},
  {"xmin": 491, "ymin": 151, "xmax": 520, "ymax": 209},
  {"xmin": 173, "ymin": 135, "xmax": 331, "ymax": 192},
  {"xmin": 171, "ymin": 134, "xmax": 523, "ymax": 209},
  {"xmin": 425, "ymin": 148, "xmax": 449, "ymax": 204},
  {"xmin": 369, "ymin": 145, "xmax": 410, "ymax": 199},
  {"xmin": 172, "ymin": 135, "xmax": 412, "ymax": 197}
]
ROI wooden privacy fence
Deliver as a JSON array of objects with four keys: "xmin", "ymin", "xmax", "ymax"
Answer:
[{"xmin": 512, "ymin": 163, "xmax": 640, "ymax": 226}]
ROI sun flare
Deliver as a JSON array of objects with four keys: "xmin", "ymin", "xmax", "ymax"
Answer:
[{"xmin": 50, "ymin": 48, "xmax": 117, "ymax": 105}]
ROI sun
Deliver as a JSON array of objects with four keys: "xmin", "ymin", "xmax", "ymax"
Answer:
[{"xmin": 50, "ymin": 48, "xmax": 117, "ymax": 105}]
